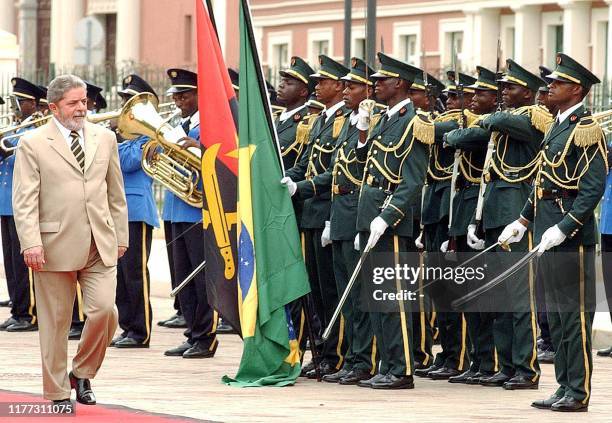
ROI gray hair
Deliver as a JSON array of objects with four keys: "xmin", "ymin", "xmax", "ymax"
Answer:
[{"xmin": 47, "ymin": 74, "xmax": 86, "ymax": 104}]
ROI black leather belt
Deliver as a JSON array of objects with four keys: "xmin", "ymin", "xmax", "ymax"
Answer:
[
  {"xmin": 537, "ymin": 188, "xmax": 577, "ymax": 200},
  {"xmin": 332, "ymin": 183, "xmax": 358, "ymax": 195},
  {"xmin": 366, "ymin": 174, "xmax": 397, "ymax": 193}
]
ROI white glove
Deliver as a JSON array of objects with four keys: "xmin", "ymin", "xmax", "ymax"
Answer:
[
  {"xmin": 467, "ymin": 224, "xmax": 485, "ymax": 250},
  {"xmin": 356, "ymin": 99, "xmax": 376, "ymax": 131},
  {"xmin": 354, "ymin": 234, "xmax": 360, "ymax": 251},
  {"xmin": 280, "ymin": 176, "xmax": 297, "ymax": 197},
  {"xmin": 415, "ymin": 231, "xmax": 424, "ymax": 249},
  {"xmin": 498, "ymin": 219, "xmax": 528, "ymax": 245},
  {"xmin": 321, "ymin": 221, "xmax": 332, "ymax": 247},
  {"xmin": 440, "ymin": 240, "xmax": 449, "ymax": 253},
  {"xmin": 537, "ymin": 224, "xmax": 566, "ymax": 255},
  {"xmin": 365, "ymin": 216, "xmax": 389, "ymax": 251}
]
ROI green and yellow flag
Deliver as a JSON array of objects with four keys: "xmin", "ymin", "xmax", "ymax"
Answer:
[{"xmin": 222, "ymin": 0, "xmax": 311, "ymax": 387}]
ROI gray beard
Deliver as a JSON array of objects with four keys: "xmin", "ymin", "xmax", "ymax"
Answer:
[{"xmin": 57, "ymin": 111, "xmax": 84, "ymax": 131}]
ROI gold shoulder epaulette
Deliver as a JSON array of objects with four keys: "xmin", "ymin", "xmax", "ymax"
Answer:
[
  {"xmin": 412, "ymin": 113, "xmax": 435, "ymax": 145},
  {"xmin": 570, "ymin": 115, "xmax": 605, "ymax": 147},
  {"xmin": 465, "ymin": 109, "xmax": 479, "ymax": 127},
  {"xmin": 435, "ymin": 109, "xmax": 461, "ymax": 123},
  {"xmin": 332, "ymin": 113, "xmax": 346, "ymax": 138},
  {"xmin": 375, "ymin": 102, "xmax": 387, "ymax": 112},
  {"xmin": 468, "ymin": 113, "xmax": 488, "ymax": 128},
  {"xmin": 529, "ymin": 104, "xmax": 554, "ymax": 133}
]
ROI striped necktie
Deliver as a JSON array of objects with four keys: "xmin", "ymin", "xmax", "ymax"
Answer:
[{"xmin": 70, "ymin": 131, "xmax": 85, "ymax": 171}]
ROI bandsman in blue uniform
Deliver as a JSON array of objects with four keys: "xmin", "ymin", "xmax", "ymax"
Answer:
[
  {"xmin": 162, "ymin": 68, "xmax": 218, "ymax": 358},
  {"xmin": 354, "ymin": 53, "xmax": 432, "ymax": 389},
  {"xmin": 443, "ymin": 67, "xmax": 499, "ymax": 384},
  {"xmin": 471, "ymin": 60, "xmax": 551, "ymax": 389},
  {"xmin": 502, "ymin": 53, "xmax": 607, "ymax": 412},
  {"xmin": 107, "ymin": 76, "xmax": 160, "ymax": 348},
  {"xmin": 282, "ymin": 55, "xmax": 350, "ymax": 378},
  {"xmin": 0, "ymin": 78, "xmax": 45, "ymax": 332}
]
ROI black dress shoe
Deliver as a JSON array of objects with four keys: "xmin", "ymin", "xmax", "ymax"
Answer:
[
  {"xmin": 466, "ymin": 371, "xmax": 494, "ymax": 385},
  {"xmin": 480, "ymin": 371, "xmax": 513, "ymax": 387},
  {"xmin": 164, "ymin": 315, "xmax": 188, "ymax": 328},
  {"xmin": 371, "ymin": 374, "xmax": 414, "ymax": 390},
  {"xmin": 503, "ymin": 375, "xmax": 539, "ymax": 390},
  {"xmin": 182, "ymin": 341, "xmax": 217, "ymax": 358},
  {"xmin": 6, "ymin": 320, "xmax": 37, "ymax": 332},
  {"xmin": 51, "ymin": 399, "xmax": 74, "ymax": 414},
  {"xmin": 538, "ymin": 349, "xmax": 555, "ymax": 364},
  {"xmin": 217, "ymin": 320, "xmax": 237, "ymax": 334},
  {"xmin": 339, "ymin": 369, "xmax": 373, "ymax": 385},
  {"xmin": 429, "ymin": 366, "xmax": 461, "ymax": 380},
  {"xmin": 69, "ymin": 371, "xmax": 96, "ymax": 405},
  {"xmin": 357, "ymin": 373, "xmax": 385, "ymax": 388},
  {"xmin": 551, "ymin": 396, "xmax": 588, "ymax": 412},
  {"xmin": 0, "ymin": 299, "xmax": 11, "ymax": 307},
  {"xmin": 448, "ymin": 369, "xmax": 478, "ymax": 384},
  {"xmin": 157, "ymin": 313, "xmax": 179, "ymax": 327},
  {"xmin": 322, "ymin": 367, "xmax": 351, "ymax": 383},
  {"xmin": 531, "ymin": 394, "xmax": 563, "ymax": 409},
  {"xmin": 300, "ymin": 360, "xmax": 315, "ymax": 377},
  {"xmin": 164, "ymin": 341, "xmax": 192, "ymax": 356},
  {"xmin": 110, "ymin": 335, "xmax": 126, "ymax": 346},
  {"xmin": 68, "ymin": 327, "xmax": 82, "ymax": 340},
  {"xmin": 114, "ymin": 337, "xmax": 149, "ymax": 348},
  {"xmin": 414, "ymin": 364, "xmax": 440, "ymax": 378},
  {"xmin": 306, "ymin": 361, "xmax": 337, "ymax": 379},
  {"xmin": 0, "ymin": 317, "xmax": 17, "ymax": 330},
  {"xmin": 596, "ymin": 346, "xmax": 612, "ymax": 356}
]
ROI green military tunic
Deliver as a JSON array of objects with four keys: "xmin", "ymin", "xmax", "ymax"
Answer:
[
  {"xmin": 276, "ymin": 106, "xmax": 314, "ymax": 170},
  {"xmin": 521, "ymin": 105, "xmax": 607, "ymax": 404}
]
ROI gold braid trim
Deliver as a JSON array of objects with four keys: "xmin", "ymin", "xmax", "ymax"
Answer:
[
  {"xmin": 434, "ymin": 110, "xmax": 461, "ymax": 123},
  {"xmin": 465, "ymin": 110, "xmax": 479, "ymax": 127},
  {"xmin": 570, "ymin": 117, "xmax": 605, "ymax": 148},
  {"xmin": 283, "ymin": 114, "xmax": 317, "ymax": 161},
  {"xmin": 332, "ymin": 115, "xmax": 346, "ymax": 138},
  {"xmin": 529, "ymin": 105, "xmax": 554, "ymax": 134},
  {"xmin": 468, "ymin": 113, "xmax": 488, "ymax": 128},
  {"xmin": 412, "ymin": 114, "xmax": 435, "ymax": 145}
]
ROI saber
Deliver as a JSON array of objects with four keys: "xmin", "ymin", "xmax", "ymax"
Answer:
[
  {"xmin": 170, "ymin": 260, "xmax": 207, "ymax": 297},
  {"xmin": 322, "ymin": 245, "xmax": 372, "ymax": 341},
  {"xmin": 451, "ymin": 245, "xmax": 540, "ymax": 309}
]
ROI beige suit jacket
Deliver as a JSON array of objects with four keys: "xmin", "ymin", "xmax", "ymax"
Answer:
[{"xmin": 12, "ymin": 119, "xmax": 128, "ymax": 271}]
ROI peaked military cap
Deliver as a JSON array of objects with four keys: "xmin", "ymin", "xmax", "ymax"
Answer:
[
  {"xmin": 468, "ymin": 66, "xmax": 498, "ymax": 91},
  {"xmin": 444, "ymin": 71, "xmax": 476, "ymax": 94},
  {"xmin": 341, "ymin": 57, "xmax": 375, "ymax": 86},
  {"xmin": 538, "ymin": 65, "xmax": 552, "ymax": 92},
  {"xmin": 95, "ymin": 92, "xmax": 107, "ymax": 110},
  {"xmin": 548, "ymin": 53, "xmax": 600, "ymax": 89},
  {"xmin": 371, "ymin": 53, "xmax": 420, "ymax": 83},
  {"xmin": 311, "ymin": 55, "xmax": 350, "ymax": 81},
  {"xmin": 0, "ymin": 96, "xmax": 4, "ymax": 105},
  {"xmin": 280, "ymin": 56, "xmax": 316, "ymax": 92},
  {"xmin": 119, "ymin": 74, "xmax": 158, "ymax": 99},
  {"xmin": 37, "ymin": 85, "xmax": 48, "ymax": 105},
  {"xmin": 411, "ymin": 70, "xmax": 445, "ymax": 96},
  {"xmin": 305, "ymin": 93, "xmax": 325, "ymax": 111},
  {"xmin": 11, "ymin": 78, "xmax": 45, "ymax": 101},
  {"xmin": 498, "ymin": 59, "xmax": 545, "ymax": 92},
  {"xmin": 166, "ymin": 68, "xmax": 198, "ymax": 94},
  {"xmin": 85, "ymin": 82, "xmax": 103, "ymax": 102},
  {"xmin": 228, "ymin": 68, "xmax": 239, "ymax": 91}
]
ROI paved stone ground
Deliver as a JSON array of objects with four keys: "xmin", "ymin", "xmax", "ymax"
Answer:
[{"xmin": 1, "ymin": 236, "xmax": 612, "ymax": 422}]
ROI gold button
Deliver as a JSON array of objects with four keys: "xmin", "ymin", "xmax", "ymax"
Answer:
[{"xmin": 377, "ymin": 136, "xmax": 382, "ymax": 140}]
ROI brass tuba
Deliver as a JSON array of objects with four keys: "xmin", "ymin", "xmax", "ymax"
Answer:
[
  {"xmin": 112, "ymin": 93, "xmax": 203, "ymax": 208},
  {"xmin": 594, "ymin": 108, "xmax": 612, "ymax": 137}
]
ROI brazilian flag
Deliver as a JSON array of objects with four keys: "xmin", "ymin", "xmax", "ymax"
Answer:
[{"xmin": 222, "ymin": 0, "xmax": 311, "ymax": 387}]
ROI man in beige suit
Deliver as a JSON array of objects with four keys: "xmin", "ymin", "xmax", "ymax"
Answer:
[{"xmin": 12, "ymin": 74, "xmax": 128, "ymax": 407}]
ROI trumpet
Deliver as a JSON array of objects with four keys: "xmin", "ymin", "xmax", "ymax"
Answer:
[{"xmin": 0, "ymin": 113, "xmax": 52, "ymax": 155}]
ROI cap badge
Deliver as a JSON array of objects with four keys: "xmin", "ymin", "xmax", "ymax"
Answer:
[{"xmin": 171, "ymin": 70, "xmax": 178, "ymax": 78}]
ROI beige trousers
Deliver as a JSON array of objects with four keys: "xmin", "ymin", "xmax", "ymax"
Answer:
[{"xmin": 33, "ymin": 242, "xmax": 118, "ymax": 400}]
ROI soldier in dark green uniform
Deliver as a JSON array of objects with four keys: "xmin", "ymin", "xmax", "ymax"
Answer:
[
  {"xmin": 407, "ymin": 71, "xmax": 446, "ymax": 373},
  {"xmin": 290, "ymin": 58, "xmax": 378, "ymax": 385},
  {"xmin": 444, "ymin": 67, "xmax": 499, "ymax": 384},
  {"xmin": 471, "ymin": 60, "xmax": 551, "ymax": 389},
  {"xmin": 275, "ymin": 56, "xmax": 316, "ymax": 169},
  {"xmin": 354, "ymin": 53, "xmax": 432, "ymax": 389},
  {"xmin": 281, "ymin": 55, "xmax": 350, "ymax": 378},
  {"xmin": 502, "ymin": 53, "xmax": 606, "ymax": 412}
]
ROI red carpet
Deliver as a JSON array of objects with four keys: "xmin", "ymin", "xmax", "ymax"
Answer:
[{"xmin": 0, "ymin": 389, "xmax": 211, "ymax": 422}]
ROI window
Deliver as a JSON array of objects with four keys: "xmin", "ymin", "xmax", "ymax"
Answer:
[
  {"xmin": 507, "ymin": 27, "xmax": 515, "ymax": 60},
  {"xmin": 554, "ymin": 25, "xmax": 564, "ymax": 55},
  {"xmin": 313, "ymin": 40, "xmax": 329, "ymax": 57},
  {"xmin": 447, "ymin": 31, "xmax": 463, "ymax": 67},
  {"xmin": 353, "ymin": 38, "xmax": 365, "ymax": 60},
  {"xmin": 272, "ymin": 43, "xmax": 288, "ymax": 70},
  {"xmin": 399, "ymin": 34, "xmax": 418, "ymax": 65}
]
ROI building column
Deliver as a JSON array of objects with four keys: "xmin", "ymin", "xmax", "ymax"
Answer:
[
  {"xmin": 560, "ymin": 0, "xmax": 591, "ymax": 65},
  {"xmin": 513, "ymin": 4, "xmax": 541, "ymax": 72},
  {"xmin": 461, "ymin": 9, "xmax": 476, "ymax": 71},
  {"xmin": 0, "ymin": 0, "xmax": 16, "ymax": 34},
  {"xmin": 17, "ymin": 0, "xmax": 37, "ymax": 72},
  {"xmin": 469, "ymin": 7, "xmax": 500, "ymax": 70},
  {"xmin": 49, "ymin": 0, "xmax": 85, "ymax": 68},
  {"xmin": 116, "ymin": 0, "xmax": 141, "ymax": 67}
]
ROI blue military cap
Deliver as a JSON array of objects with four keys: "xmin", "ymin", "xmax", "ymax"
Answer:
[
  {"xmin": 166, "ymin": 68, "xmax": 198, "ymax": 94},
  {"xmin": 119, "ymin": 74, "xmax": 158, "ymax": 99},
  {"xmin": 85, "ymin": 81, "xmax": 103, "ymax": 102},
  {"xmin": 37, "ymin": 85, "xmax": 48, "ymax": 105},
  {"xmin": 11, "ymin": 77, "xmax": 45, "ymax": 101},
  {"xmin": 95, "ymin": 92, "xmax": 107, "ymax": 110}
]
